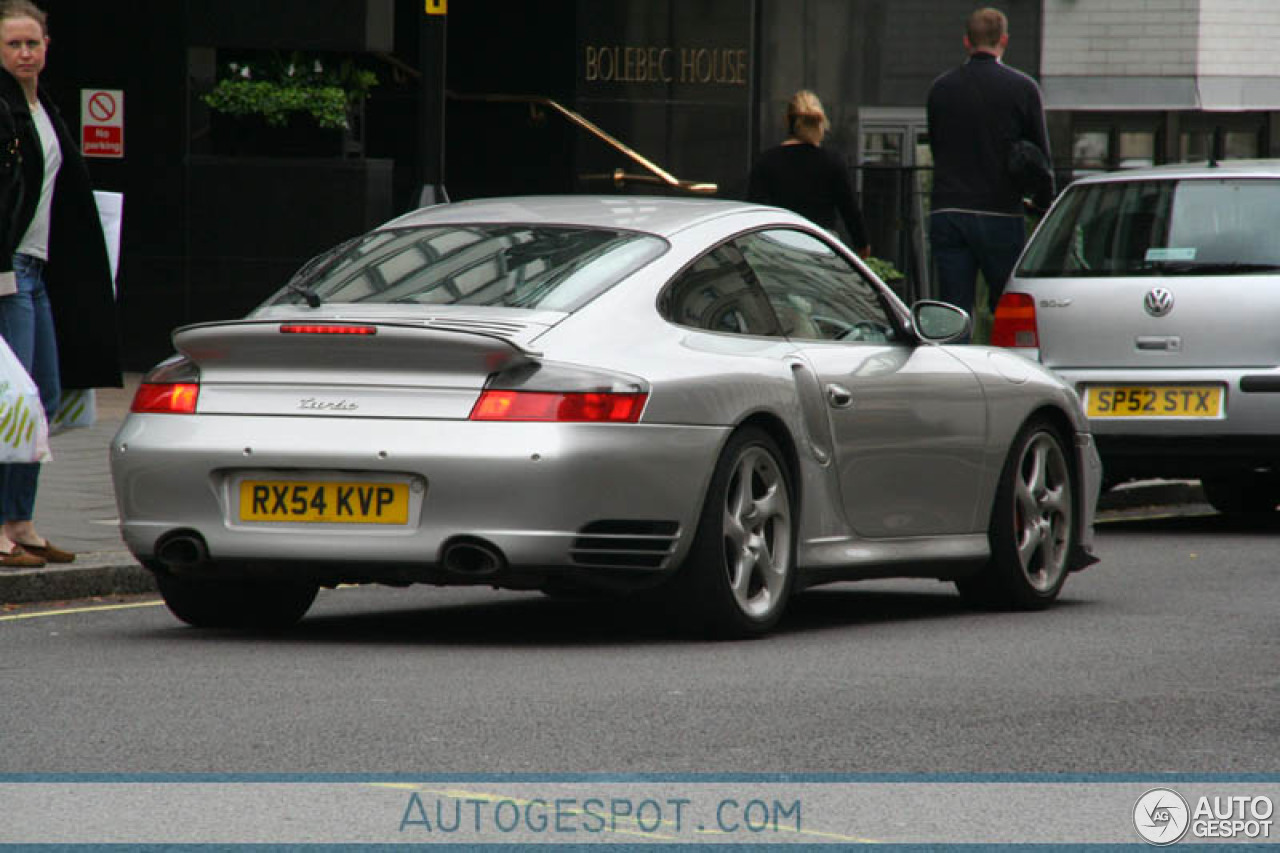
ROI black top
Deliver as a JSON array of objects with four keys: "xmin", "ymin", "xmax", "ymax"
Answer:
[
  {"xmin": 926, "ymin": 52, "xmax": 1054, "ymax": 215},
  {"xmin": 746, "ymin": 143, "xmax": 868, "ymax": 249},
  {"xmin": 0, "ymin": 71, "xmax": 122, "ymax": 389}
]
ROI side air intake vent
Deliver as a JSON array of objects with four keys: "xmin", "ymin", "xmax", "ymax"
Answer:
[{"xmin": 570, "ymin": 520, "xmax": 680, "ymax": 569}]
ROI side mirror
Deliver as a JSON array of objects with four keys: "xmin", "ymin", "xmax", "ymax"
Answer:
[{"xmin": 911, "ymin": 300, "xmax": 971, "ymax": 343}]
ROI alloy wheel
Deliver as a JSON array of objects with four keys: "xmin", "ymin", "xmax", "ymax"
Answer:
[
  {"xmin": 1013, "ymin": 431, "xmax": 1073, "ymax": 592},
  {"xmin": 720, "ymin": 446, "xmax": 793, "ymax": 619}
]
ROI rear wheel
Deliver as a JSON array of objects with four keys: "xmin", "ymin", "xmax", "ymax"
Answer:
[
  {"xmin": 957, "ymin": 419, "xmax": 1075, "ymax": 610},
  {"xmin": 1200, "ymin": 471, "xmax": 1280, "ymax": 514},
  {"xmin": 671, "ymin": 427, "xmax": 795, "ymax": 639},
  {"xmin": 155, "ymin": 574, "xmax": 318, "ymax": 629}
]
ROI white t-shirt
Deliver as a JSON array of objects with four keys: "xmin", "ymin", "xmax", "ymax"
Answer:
[{"xmin": 17, "ymin": 100, "xmax": 62, "ymax": 261}]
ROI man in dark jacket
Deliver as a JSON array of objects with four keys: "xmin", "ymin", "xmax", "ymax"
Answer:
[{"xmin": 926, "ymin": 7, "xmax": 1052, "ymax": 338}]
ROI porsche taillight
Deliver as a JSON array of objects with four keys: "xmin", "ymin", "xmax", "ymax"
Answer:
[
  {"xmin": 470, "ymin": 390, "xmax": 647, "ymax": 423},
  {"xmin": 132, "ymin": 356, "xmax": 201, "ymax": 414},
  {"xmin": 991, "ymin": 293, "xmax": 1039, "ymax": 348},
  {"xmin": 132, "ymin": 382, "xmax": 199, "ymax": 414}
]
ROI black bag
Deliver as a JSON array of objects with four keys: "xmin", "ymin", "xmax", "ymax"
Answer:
[{"xmin": 1007, "ymin": 138, "xmax": 1051, "ymax": 200}]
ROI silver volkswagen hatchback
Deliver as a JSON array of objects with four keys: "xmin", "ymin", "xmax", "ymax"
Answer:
[{"xmin": 996, "ymin": 161, "xmax": 1280, "ymax": 513}]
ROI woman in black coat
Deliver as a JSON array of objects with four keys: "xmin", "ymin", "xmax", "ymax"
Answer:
[
  {"xmin": 747, "ymin": 89, "xmax": 871, "ymax": 258},
  {"xmin": 0, "ymin": 0, "xmax": 121, "ymax": 567}
]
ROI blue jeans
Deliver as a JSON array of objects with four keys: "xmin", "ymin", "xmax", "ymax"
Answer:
[
  {"xmin": 929, "ymin": 210, "xmax": 1027, "ymax": 321},
  {"xmin": 0, "ymin": 254, "xmax": 61, "ymax": 522}
]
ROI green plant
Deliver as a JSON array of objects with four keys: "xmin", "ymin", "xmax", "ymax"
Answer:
[
  {"xmin": 204, "ymin": 52, "xmax": 378, "ymax": 130},
  {"xmin": 863, "ymin": 255, "xmax": 904, "ymax": 282}
]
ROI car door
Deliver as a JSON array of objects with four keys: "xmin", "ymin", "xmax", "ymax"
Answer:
[{"xmin": 737, "ymin": 229, "xmax": 987, "ymax": 537}]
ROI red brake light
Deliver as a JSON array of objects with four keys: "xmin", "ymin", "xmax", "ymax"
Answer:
[
  {"xmin": 990, "ymin": 293, "xmax": 1039, "ymax": 348},
  {"xmin": 132, "ymin": 382, "xmax": 199, "ymax": 414},
  {"xmin": 279, "ymin": 324, "xmax": 376, "ymax": 335},
  {"xmin": 470, "ymin": 390, "xmax": 647, "ymax": 423}
]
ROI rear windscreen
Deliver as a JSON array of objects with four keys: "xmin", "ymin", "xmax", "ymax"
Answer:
[
  {"xmin": 1018, "ymin": 178, "xmax": 1280, "ymax": 277},
  {"xmin": 268, "ymin": 224, "xmax": 668, "ymax": 311}
]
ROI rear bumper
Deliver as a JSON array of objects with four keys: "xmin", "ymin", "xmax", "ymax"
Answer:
[
  {"xmin": 110, "ymin": 414, "xmax": 727, "ymax": 587},
  {"xmin": 1046, "ymin": 367, "xmax": 1280, "ymax": 479},
  {"xmin": 1094, "ymin": 435, "xmax": 1280, "ymax": 479}
]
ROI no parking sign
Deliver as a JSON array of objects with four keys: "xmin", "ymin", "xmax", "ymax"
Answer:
[{"xmin": 80, "ymin": 88, "xmax": 123, "ymax": 159}]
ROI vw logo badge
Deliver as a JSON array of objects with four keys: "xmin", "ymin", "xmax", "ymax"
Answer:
[{"xmin": 1144, "ymin": 287, "xmax": 1174, "ymax": 317}]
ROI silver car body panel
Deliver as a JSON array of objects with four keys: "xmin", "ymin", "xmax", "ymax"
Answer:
[
  {"xmin": 113, "ymin": 415, "xmax": 724, "ymax": 572},
  {"xmin": 1015, "ymin": 272, "xmax": 1280, "ymax": 373},
  {"xmin": 791, "ymin": 342, "xmax": 987, "ymax": 537},
  {"xmin": 111, "ymin": 196, "xmax": 1099, "ymax": 587}
]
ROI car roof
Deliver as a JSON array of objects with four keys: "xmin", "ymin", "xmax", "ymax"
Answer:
[
  {"xmin": 381, "ymin": 195, "xmax": 786, "ymax": 238},
  {"xmin": 1071, "ymin": 159, "xmax": 1280, "ymax": 185}
]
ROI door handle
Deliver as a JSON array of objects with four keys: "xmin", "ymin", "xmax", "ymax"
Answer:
[
  {"xmin": 826, "ymin": 383, "xmax": 854, "ymax": 409},
  {"xmin": 1135, "ymin": 336, "xmax": 1182, "ymax": 351}
]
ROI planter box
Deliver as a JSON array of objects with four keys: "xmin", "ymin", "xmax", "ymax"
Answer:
[{"xmin": 210, "ymin": 113, "xmax": 346, "ymax": 158}]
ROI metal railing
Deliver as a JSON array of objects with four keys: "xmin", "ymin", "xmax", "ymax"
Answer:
[
  {"xmin": 447, "ymin": 92, "xmax": 717, "ymax": 195},
  {"xmin": 855, "ymin": 164, "xmax": 934, "ymax": 303}
]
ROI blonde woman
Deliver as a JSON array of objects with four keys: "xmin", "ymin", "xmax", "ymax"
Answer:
[{"xmin": 747, "ymin": 90, "xmax": 870, "ymax": 257}]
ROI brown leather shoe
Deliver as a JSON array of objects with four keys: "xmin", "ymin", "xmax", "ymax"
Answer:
[
  {"xmin": 0, "ymin": 545, "xmax": 45, "ymax": 568},
  {"xmin": 16, "ymin": 540, "xmax": 74, "ymax": 564}
]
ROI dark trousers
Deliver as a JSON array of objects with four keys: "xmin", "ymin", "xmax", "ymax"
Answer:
[{"xmin": 929, "ymin": 210, "xmax": 1026, "ymax": 321}]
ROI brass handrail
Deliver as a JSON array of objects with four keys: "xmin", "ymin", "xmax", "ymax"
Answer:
[{"xmin": 447, "ymin": 92, "xmax": 718, "ymax": 195}]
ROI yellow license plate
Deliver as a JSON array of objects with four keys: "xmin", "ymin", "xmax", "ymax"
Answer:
[
  {"xmin": 239, "ymin": 480, "xmax": 410, "ymax": 524},
  {"xmin": 1085, "ymin": 385, "xmax": 1223, "ymax": 418}
]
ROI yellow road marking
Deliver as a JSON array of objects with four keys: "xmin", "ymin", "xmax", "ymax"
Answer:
[
  {"xmin": 0, "ymin": 585, "xmax": 360, "ymax": 624},
  {"xmin": 0, "ymin": 600, "xmax": 163, "ymax": 622}
]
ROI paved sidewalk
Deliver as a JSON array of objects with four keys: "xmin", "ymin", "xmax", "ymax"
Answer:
[
  {"xmin": 0, "ymin": 374, "xmax": 155, "ymax": 605},
  {"xmin": 0, "ymin": 374, "xmax": 1214, "ymax": 606}
]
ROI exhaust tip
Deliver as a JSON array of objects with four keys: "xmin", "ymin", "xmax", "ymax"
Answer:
[
  {"xmin": 155, "ymin": 531, "xmax": 209, "ymax": 571},
  {"xmin": 440, "ymin": 538, "xmax": 506, "ymax": 576}
]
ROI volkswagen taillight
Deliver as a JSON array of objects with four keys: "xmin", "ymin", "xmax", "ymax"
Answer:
[{"xmin": 991, "ymin": 293, "xmax": 1039, "ymax": 348}]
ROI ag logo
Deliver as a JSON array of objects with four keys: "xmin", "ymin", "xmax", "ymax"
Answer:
[
  {"xmin": 1144, "ymin": 287, "xmax": 1174, "ymax": 317},
  {"xmin": 1134, "ymin": 787, "xmax": 1190, "ymax": 845}
]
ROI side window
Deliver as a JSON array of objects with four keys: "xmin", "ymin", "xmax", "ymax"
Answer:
[
  {"xmin": 660, "ymin": 242, "xmax": 782, "ymax": 336},
  {"xmin": 737, "ymin": 229, "xmax": 898, "ymax": 342}
]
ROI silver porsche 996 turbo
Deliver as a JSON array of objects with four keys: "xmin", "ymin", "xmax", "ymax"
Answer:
[{"xmin": 110, "ymin": 196, "xmax": 1102, "ymax": 637}]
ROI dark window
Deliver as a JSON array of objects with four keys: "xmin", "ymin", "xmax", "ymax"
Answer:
[
  {"xmin": 1019, "ymin": 178, "xmax": 1280, "ymax": 277},
  {"xmin": 269, "ymin": 225, "xmax": 667, "ymax": 312},
  {"xmin": 737, "ymin": 229, "xmax": 898, "ymax": 342},
  {"xmin": 660, "ymin": 242, "xmax": 782, "ymax": 336}
]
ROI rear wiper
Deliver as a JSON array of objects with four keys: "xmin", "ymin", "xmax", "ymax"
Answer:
[
  {"xmin": 287, "ymin": 281, "xmax": 322, "ymax": 308},
  {"xmin": 1147, "ymin": 261, "xmax": 1280, "ymax": 275}
]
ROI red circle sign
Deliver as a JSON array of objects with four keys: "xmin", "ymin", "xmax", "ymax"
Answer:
[{"xmin": 87, "ymin": 91, "xmax": 116, "ymax": 122}]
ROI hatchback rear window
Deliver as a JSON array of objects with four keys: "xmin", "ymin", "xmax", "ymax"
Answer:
[
  {"xmin": 1018, "ymin": 178, "xmax": 1280, "ymax": 277},
  {"xmin": 269, "ymin": 225, "xmax": 667, "ymax": 312}
]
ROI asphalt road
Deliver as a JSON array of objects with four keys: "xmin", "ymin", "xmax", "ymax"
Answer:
[{"xmin": 1, "ymin": 512, "xmax": 1277, "ymax": 775}]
